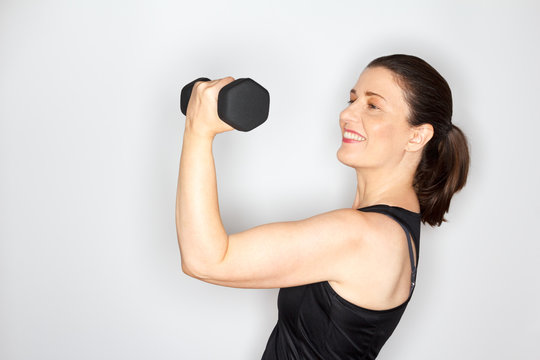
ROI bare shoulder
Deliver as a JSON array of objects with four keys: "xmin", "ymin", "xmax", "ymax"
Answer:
[{"xmin": 330, "ymin": 210, "xmax": 417, "ymax": 311}]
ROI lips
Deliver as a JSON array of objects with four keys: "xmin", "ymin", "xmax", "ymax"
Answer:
[
  {"xmin": 342, "ymin": 137, "xmax": 363, "ymax": 143},
  {"xmin": 344, "ymin": 128, "xmax": 366, "ymax": 138}
]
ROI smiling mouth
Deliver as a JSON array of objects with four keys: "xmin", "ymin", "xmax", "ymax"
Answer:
[{"xmin": 343, "ymin": 130, "xmax": 366, "ymax": 142}]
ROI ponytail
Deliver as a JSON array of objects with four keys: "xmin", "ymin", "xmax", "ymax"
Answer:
[{"xmin": 414, "ymin": 124, "xmax": 470, "ymax": 226}]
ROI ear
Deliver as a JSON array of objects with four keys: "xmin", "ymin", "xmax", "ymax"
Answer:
[{"xmin": 406, "ymin": 123, "xmax": 434, "ymax": 152}]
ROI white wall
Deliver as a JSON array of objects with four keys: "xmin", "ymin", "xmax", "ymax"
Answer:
[{"xmin": 1, "ymin": 1, "xmax": 539, "ymax": 359}]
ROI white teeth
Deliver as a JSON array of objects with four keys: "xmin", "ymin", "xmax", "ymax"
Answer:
[{"xmin": 343, "ymin": 131, "xmax": 366, "ymax": 141}]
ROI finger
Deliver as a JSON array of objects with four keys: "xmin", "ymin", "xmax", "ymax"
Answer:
[
  {"xmin": 221, "ymin": 76, "xmax": 235, "ymax": 84},
  {"xmin": 192, "ymin": 79, "xmax": 215, "ymax": 96},
  {"xmin": 193, "ymin": 80, "xmax": 208, "ymax": 91},
  {"xmin": 210, "ymin": 76, "xmax": 235, "ymax": 92},
  {"xmin": 208, "ymin": 76, "xmax": 235, "ymax": 87},
  {"xmin": 193, "ymin": 77, "xmax": 235, "ymax": 97}
]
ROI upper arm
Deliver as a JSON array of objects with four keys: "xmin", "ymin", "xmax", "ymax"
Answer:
[{"xmin": 185, "ymin": 208, "xmax": 374, "ymax": 289}]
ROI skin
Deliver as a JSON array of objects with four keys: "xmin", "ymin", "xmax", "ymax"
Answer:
[
  {"xmin": 338, "ymin": 66, "xmax": 433, "ymax": 212},
  {"xmin": 176, "ymin": 67, "xmax": 434, "ymax": 311}
]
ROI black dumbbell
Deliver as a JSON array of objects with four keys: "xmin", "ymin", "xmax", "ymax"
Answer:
[{"xmin": 180, "ymin": 77, "xmax": 270, "ymax": 132}]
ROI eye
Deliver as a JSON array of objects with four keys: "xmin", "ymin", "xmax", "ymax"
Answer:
[
  {"xmin": 347, "ymin": 100, "xmax": 354, "ymax": 104},
  {"xmin": 368, "ymin": 103, "xmax": 379, "ymax": 110}
]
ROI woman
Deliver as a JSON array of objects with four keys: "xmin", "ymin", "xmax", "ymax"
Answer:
[{"xmin": 176, "ymin": 54, "xmax": 470, "ymax": 359}]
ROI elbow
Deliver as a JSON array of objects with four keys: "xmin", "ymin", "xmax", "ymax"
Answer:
[
  {"xmin": 181, "ymin": 260, "xmax": 200, "ymax": 278},
  {"xmin": 181, "ymin": 261, "xmax": 194, "ymax": 276},
  {"xmin": 179, "ymin": 241, "xmax": 227, "ymax": 280},
  {"xmin": 181, "ymin": 259, "xmax": 212, "ymax": 280}
]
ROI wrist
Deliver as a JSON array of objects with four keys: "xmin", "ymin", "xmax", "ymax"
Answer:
[{"xmin": 183, "ymin": 124, "xmax": 216, "ymax": 141}]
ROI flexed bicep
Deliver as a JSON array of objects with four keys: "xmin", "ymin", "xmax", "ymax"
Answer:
[{"xmin": 183, "ymin": 208, "xmax": 372, "ymax": 289}]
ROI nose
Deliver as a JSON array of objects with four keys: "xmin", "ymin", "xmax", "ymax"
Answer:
[{"xmin": 339, "ymin": 106, "xmax": 356, "ymax": 129}]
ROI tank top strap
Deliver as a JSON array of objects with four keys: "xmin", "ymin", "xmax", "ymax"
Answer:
[
  {"xmin": 358, "ymin": 207, "xmax": 418, "ymax": 295},
  {"xmin": 383, "ymin": 212, "xmax": 417, "ymax": 295}
]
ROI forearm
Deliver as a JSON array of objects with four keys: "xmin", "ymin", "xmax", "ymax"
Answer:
[{"xmin": 175, "ymin": 129, "xmax": 228, "ymax": 272}]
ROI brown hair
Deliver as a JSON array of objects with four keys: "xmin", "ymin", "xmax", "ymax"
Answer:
[{"xmin": 367, "ymin": 54, "xmax": 470, "ymax": 226}]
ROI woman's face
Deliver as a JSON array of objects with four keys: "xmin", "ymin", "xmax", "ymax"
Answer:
[{"xmin": 337, "ymin": 66, "xmax": 413, "ymax": 170}]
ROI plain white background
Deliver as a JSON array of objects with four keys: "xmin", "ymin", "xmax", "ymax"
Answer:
[{"xmin": 1, "ymin": 0, "xmax": 539, "ymax": 359}]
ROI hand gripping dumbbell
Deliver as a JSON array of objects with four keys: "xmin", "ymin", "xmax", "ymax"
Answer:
[{"xmin": 180, "ymin": 77, "xmax": 270, "ymax": 132}]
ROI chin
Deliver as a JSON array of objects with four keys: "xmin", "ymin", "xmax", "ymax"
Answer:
[{"xmin": 337, "ymin": 145, "xmax": 363, "ymax": 169}]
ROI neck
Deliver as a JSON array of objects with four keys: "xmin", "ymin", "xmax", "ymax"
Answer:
[{"xmin": 352, "ymin": 161, "xmax": 419, "ymax": 212}]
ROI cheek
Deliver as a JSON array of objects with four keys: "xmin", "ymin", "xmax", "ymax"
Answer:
[
  {"xmin": 370, "ymin": 123, "xmax": 395, "ymax": 140},
  {"xmin": 369, "ymin": 123, "xmax": 406, "ymax": 154}
]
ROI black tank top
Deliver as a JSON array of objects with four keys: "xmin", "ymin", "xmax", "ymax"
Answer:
[{"xmin": 261, "ymin": 204, "xmax": 421, "ymax": 360}]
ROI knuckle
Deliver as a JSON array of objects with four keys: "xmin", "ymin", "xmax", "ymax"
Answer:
[
  {"xmin": 194, "ymin": 81, "xmax": 206, "ymax": 89},
  {"xmin": 194, "ymin": 82, "xmax": 211, "ymax": 95}
]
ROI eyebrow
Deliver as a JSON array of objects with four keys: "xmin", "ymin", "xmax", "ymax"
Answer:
[{"xmin": 350, "ymin": 89, "xmax": 386, "ymax": 101}]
